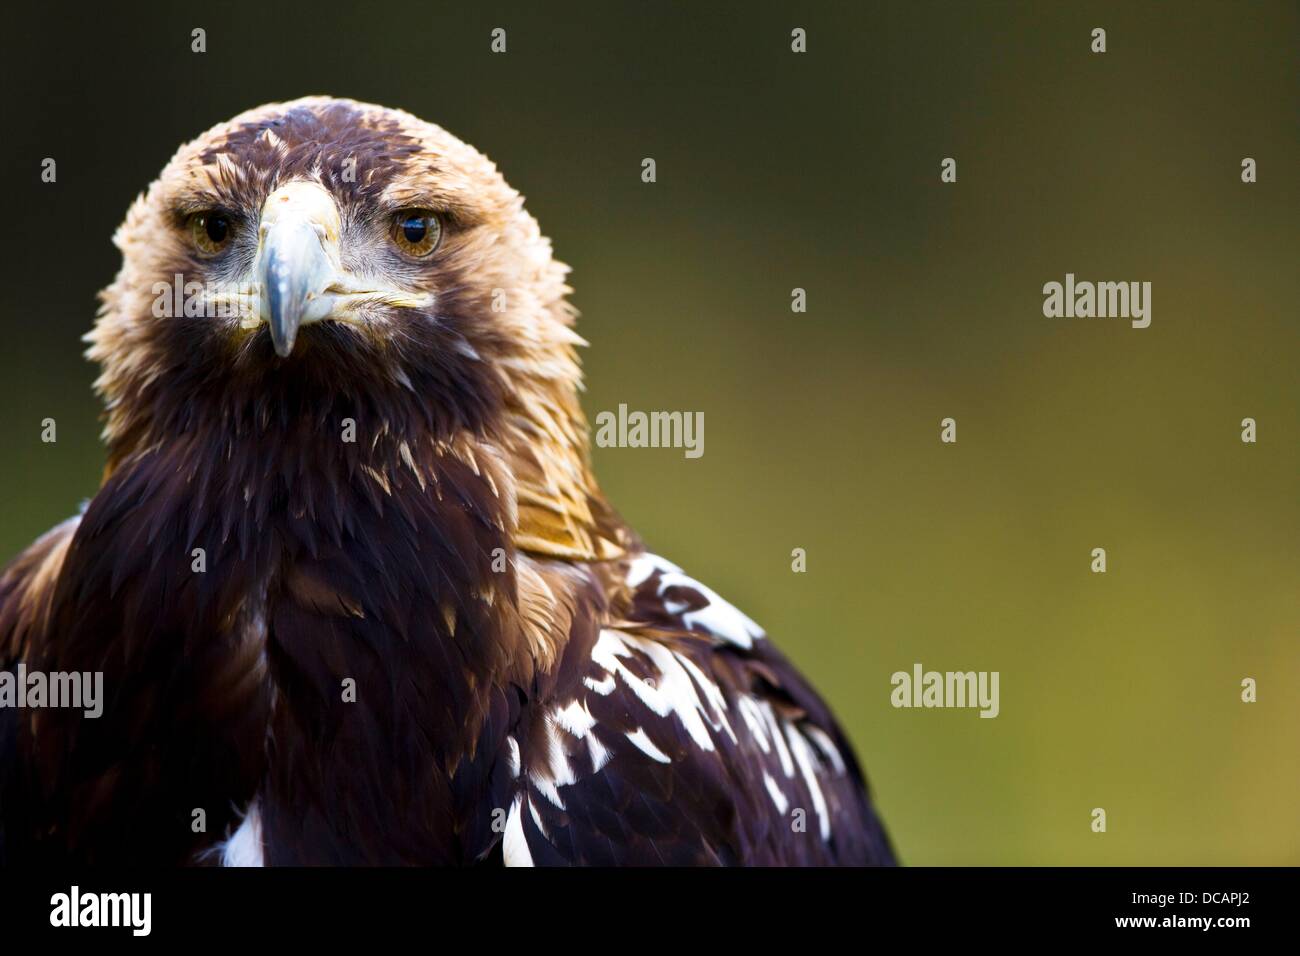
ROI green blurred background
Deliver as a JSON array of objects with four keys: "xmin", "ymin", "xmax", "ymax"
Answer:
[{"xmin": 1, "ymin": 1, "xmax": 1295, "ymax": 863}]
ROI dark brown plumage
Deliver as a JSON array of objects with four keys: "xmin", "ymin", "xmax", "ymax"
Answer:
[{"xmin": 0, "ymin": 97, "xmax": 894, "ymax": 866}]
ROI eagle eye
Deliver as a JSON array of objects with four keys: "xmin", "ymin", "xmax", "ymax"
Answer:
[
  {"xmin": 391, "ymin": 209, "xmax": 442, "ymax": 257},
  {"xmin": 188, "ymin": 211, "xmax": 233, "ymax": 255}
]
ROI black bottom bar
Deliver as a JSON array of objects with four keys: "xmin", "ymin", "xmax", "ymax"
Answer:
[{"xmin": 0, "ymin": 867, "xmax": 1283, "ymax": 942}]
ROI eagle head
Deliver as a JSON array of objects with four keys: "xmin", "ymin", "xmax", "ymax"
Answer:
[{"xmin": 87, "ymin": 97, "xmax": 623, "ymax": 560}]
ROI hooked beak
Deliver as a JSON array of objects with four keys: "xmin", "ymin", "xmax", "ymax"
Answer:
[{"xmin": 256, "ymin": 181, "xmax": 342, "ymax": 357}]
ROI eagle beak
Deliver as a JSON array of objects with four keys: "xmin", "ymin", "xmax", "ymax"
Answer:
[{"xmin": 256, "ymin": 181, "xmax": 343, "ymax": 357}]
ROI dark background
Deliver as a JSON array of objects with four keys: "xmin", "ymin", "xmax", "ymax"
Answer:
[{"xmin": 1, "ymin": 1, "xmax": 1296, "ymax": 863}]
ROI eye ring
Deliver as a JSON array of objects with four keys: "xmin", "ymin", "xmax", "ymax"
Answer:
[
  {"xmin": 188, "ymin": 211, "xmax": 234, "ymax": 255},
  {"xmin": 391, "ymin": 209, "xmax": 442, "ymax": 257}
]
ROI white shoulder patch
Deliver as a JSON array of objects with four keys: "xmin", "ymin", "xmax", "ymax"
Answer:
[
  {"xmin": 590, "ymin": 628, "xmax": 735, "ymax": 754},
  {"xmin": 220, "ymin": 800, "xmax": 265, "ymax": 867},
  {"xmin": 503, "ymin": 796, "xmax": 535, "ymax": 867},
  {"xmin": 627, "ymin": 552, "xmax": 765, "ymax": 648}
]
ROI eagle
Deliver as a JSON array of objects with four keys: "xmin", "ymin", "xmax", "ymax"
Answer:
[{"xmin": 0, "ymin": 97, "xmax": 895, "ymax": 866}]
